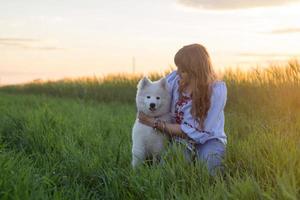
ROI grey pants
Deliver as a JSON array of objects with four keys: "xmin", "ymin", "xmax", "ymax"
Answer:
[{"xmin": 184, "ymin": 138, "xmax": 226, "ymax": 176}]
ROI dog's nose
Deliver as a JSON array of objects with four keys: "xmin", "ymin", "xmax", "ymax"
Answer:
[{"xmin": 150, "ymin": 103, "xmax": 156, "ymax": 108}]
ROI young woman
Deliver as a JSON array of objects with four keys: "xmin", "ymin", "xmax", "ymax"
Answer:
[{"xmin": 138, "ymin": 44, "xmax": 227, "ymax": 176}]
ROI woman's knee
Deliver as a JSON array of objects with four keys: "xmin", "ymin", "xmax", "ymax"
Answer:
[
  {"xmin": 196, "ymin": 139, "xmax": 226, "ymax": 176},
  {"xmin": 205, "ymin": 152, "xmax": 225, "ymax": 176}
]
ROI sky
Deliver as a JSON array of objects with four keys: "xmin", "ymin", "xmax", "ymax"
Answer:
[{"xmin": 1, "ymin": 0, "xmax": 300, "ymax": 85}]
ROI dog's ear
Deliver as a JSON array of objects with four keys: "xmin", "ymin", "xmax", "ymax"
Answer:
[
  {"xmin": 159, "ymin": 77, "xmax": 167, "ymax": 89},
  {"xmin": 138, "ymin": 76, "xmax": 151, "ymax": 89}
]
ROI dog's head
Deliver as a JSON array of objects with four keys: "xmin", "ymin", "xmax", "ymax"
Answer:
[{"xmin": 136, "ymin": 77, "xmax": 171, "ymax": 117}]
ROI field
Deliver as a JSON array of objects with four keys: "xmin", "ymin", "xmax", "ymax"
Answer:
[{"xmin": 0, "ymin": 61, "xmax": 300, "ymax": 199}]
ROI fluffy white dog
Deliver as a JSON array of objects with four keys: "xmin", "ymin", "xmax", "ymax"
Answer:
[{"xmin": 131, "ymin": 77, "xmax": 171, "ymax": 168}]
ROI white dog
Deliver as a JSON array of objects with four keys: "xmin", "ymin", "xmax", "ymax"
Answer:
[{"xmin": 131, "ymin": 77, "xmax": 171, "ymax": 168}]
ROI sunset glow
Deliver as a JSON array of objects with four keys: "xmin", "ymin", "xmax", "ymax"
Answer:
[{"xmin": 1, "ymin": 0, "xmax": 300, "ymax": 85}]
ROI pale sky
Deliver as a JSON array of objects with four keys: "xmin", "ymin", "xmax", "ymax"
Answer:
[{"xmin": 1, "ymin": 0, "xmax": 300, "ymax": 85}]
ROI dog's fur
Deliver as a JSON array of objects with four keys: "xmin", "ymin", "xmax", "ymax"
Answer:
[{"xmin": 131, "ymin": 77, "xmax": 171, "ymax": 168}]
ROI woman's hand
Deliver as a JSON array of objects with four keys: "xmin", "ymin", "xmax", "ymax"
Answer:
[
  {"xmin": 138, "ymin": 112, "xmax": 188, "ymax": 139},
  {"xmin": 138, "ymin": 112, "xmax": 155, "ymax": 128}
]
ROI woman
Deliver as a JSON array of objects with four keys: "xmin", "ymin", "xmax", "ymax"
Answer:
[{"xmin": 138, "ymin": 43, "xmax": 227, "ymax": 176}]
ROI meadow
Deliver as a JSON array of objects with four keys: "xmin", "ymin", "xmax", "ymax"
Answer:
[{"xmin": 0, "ymin": 61, "xmax": 300, "ymax": 199}]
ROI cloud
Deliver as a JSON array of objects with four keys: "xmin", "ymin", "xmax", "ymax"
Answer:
[
  {"xmin": 0, "ymin": 37, "xmax": 65, "ymax": 51},
  {"xmin": 0, "ymin": 38, "xmax": 39, "ymax": 42},
  {"xmin": 0, "ymin": 39, "xmax": 35, "ymax": 49},
  {"xmin": 36, "ymin": 46, "xmax": 66, "ymax": 51},
  {"xmin": 238, "ymin": 52, "xmax": 300, "ymax": 58},
  {"xmin": 270, "ymin": 28, "xmax": 300, "ymax": 34},
  {"xmin": 177, "ymin": 0, "xmax": 299, "ymax": 10}
]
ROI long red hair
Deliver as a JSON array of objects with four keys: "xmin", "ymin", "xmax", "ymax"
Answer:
[{"xmin": 174, "ymin": 44, "xmax": 217, "ymax": 130}]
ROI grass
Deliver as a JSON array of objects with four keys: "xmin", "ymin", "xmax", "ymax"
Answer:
[
  {"xmin": 0, "ymin": 60, "xmax": 299, "ymax": 199},
  {"xmin": 0, "ymin": 72, "xmax": 165, "ymax": 104}
]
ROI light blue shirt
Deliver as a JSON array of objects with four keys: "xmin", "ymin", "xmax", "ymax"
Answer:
[{"xmin": 166, "ymin": 71, "xmax": 227, "ymax": 145}]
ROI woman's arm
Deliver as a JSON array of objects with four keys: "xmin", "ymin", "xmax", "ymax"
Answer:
[
  {"xmin": 158, "ymin": 122, "xmax": 188, "ymax": 139},
  {"xmin": 202, "ymin": 81, "xmax": 227, "ymax": 131},
  {"xmin": 178, "ymin": 82, "xmax": 227, "ymax": 143},
  {"xmin": 138, "ymin": 112, "xmax": 188, "ymax": 139}
]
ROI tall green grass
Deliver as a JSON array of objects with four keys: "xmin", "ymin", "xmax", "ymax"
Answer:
[
  {"xmin": 0, "ymin": 60, "xmax": 299, "ymax": 199},
  {"xmin": 1, "ymin": 60, "xmax": 300, "ymax": 104},
  {"xmin": 0, "ymin": 72, "xmax": 164, "ymax": 103}
]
